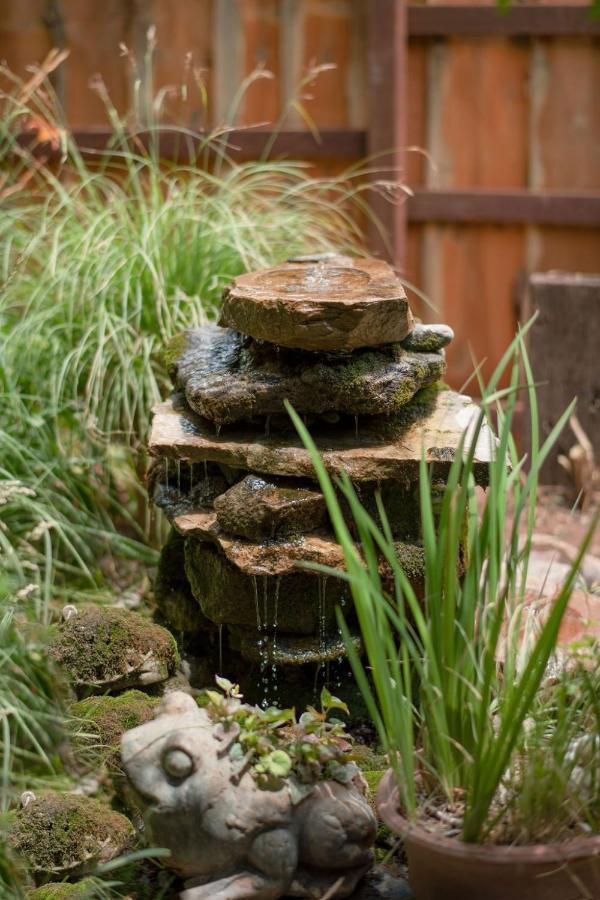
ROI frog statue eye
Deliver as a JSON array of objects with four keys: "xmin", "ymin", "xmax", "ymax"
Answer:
[{"xmin": 162, "ymin": 747, "xmax": 194, "ymax": 780}]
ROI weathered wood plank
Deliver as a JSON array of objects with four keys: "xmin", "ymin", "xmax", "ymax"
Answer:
[
  {"xmin": 524, "ymin": 272, "xmax": 600, "ymax": 485},
  {"xmin": 408, "ymin": 189, "xmax": 600, "ymax": 226},
  {"xmin": 408, "ymin": 6, "xmax": 600, "ymax": 38},
  {"xmin": 366, "ymin": 0, "xmax": 407, "ymax": 266}
]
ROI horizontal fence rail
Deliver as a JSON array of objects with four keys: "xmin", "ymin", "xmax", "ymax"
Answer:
[{"xmin": 407, "ymin": 5, "xmax": 600, "ymax": 37}]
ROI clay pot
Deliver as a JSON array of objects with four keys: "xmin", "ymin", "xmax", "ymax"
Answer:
[{"xmin": 376, "ymin": 769, "xmax": 600, "ymax": 900}]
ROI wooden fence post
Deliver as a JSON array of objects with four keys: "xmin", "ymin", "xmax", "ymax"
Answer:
[
  {"xmin": 366, "ymin": 0, "xmax": 407, "ymax": 269},
  {"xmin": 523, "ymin": 272, "xmax": 600, "ymax": 487}
]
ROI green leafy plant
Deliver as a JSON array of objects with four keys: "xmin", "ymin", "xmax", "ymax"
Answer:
[
  {"xmin": 288, "ymin": 323, "xmax": 598, "ymax": 844},
  {"xmin": 201, "ymin": 676, "xmax": 362, "ymax": 793}
]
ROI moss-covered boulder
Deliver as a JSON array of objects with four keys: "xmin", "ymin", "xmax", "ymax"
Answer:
[
  {"xmin": 71, "ymin": 690, "xmax": 160, "ymax": 774},
  {"xmin": 50, "ymin": 607, "xmax": 178, "ymax": 697},
  {"xmin": 28, "ymin": 877, "xmax": 102, "ymax": 898},
  {"xmin": 9, "ymin": 793, "xmax": 134, "ymax": 884}
]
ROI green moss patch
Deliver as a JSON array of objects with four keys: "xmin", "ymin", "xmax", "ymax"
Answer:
[
  {"xmin": 71, "ymin": 690, "xmax": 159, "ymax": 773},
  {"xmin": 28, "ymin": 877, "xmax": 100, "ymax": 898},
  {"xmin": 50, "ymin": 606, "xmax": 178, "ymax": 696},
  {"xmin": 9, "ymin": 793, "xmax": 134, "ymax": 883}
]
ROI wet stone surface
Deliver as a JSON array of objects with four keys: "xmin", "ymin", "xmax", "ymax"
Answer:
[
  {"xmin": 154, "ymin": 528, "xmax": 215, "ymax": 635},
  {"xmin": 149, "ymin": 457, "xmax": 229, "ymax": 518},
  {"xmin": 184, "ymin": 539, "xmax": 350, "ymax": 635},
  {"xmin": 234, "ymin": 628, "xmax": 362, "ymax": 666},
  {"xmin": 149, "ymin": 387, "xmax": 495, "ymax": 485},
  {"xmin": 167, "ymin": 324, "xmax": 445, "ymax": 424},
  {"xmin": 219, "ymin": 256, "xmax": 414, "ymax": 351},
  {"xmin": 214, "ymin": 474, "xmax": 326, "ymax": 539}
]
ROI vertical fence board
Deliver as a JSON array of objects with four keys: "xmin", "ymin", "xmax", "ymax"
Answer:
[
  {"xmin": 424, "ymin": 224, "xmax": 524, "ymax": 390},
  {"xmin": 60, "ymin": 0, "xmax": 130, "ymax": 126},
  {"xmin": 0, "ymin": 1, "xmax": 51, "ymax": 82},
  {"xmin": 301, "ymin": 0, "xmax": 356, "ymax": 127},
  {"xmin": 527, "ymin": 36, "xmax": 600, "ymax": 299},
  {"xmin": 214, "ymin": 0, "xmax": 243, "ymax": 123},
  {"xmin": 406, "ymin": 40, "xmax": 427, "ymax": 186},
  {"xmin": 237, "ymin": 0, "xmax": 280, "ymax": 125},
  {"xmin": 151, "ymin": 0, "xmax": 213, "ymax": 127},
  {"xmin": 421, "ymin": 34, "xmax": 529, "ymax": 384}
]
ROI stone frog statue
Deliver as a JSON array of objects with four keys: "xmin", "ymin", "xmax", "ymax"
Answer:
[{"xmin": 121, "ymin": 691, "xmax": 376, "ymax": 899}]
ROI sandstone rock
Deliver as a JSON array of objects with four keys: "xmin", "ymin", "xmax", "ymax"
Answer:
[
  {"xmin": 184, "ymin": 539, "xmax": 348, "ymax": 634},
  {"xmin": 50, "ymin": 606, "xmax": 178, "ymax": 697},
  {"xmin": 219, "ymin": 256, "xmax": 414, "ymax": 351},
  {"xmin": 172, "ymin": 505, "xmax": 425, "ymax": 588},
  {"xmin": 168, "ymin": 325, "xmax": 445, "ymax": 424},
  {"xmin": 236, "ymin": 629, "xmax": 362, "ymax": 666},
  {"xmin": 214, "ymin": 474, "xmax": 326, "ymax": 539},
  {"xmin": 149, "ymin": 388, "xmax": 495, "ymax": 485},
  {"xmin": 9, "ymin": 792, "xmax": 134, "ymax": 882},
  {"xmin": 401, "ymin": 323, "xmax": 454, "ymax": 353}
]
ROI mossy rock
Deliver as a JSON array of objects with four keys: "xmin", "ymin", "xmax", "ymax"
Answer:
[
  {"xmin": 154, "ymin": 528, "xmax": 214, "ymax": 635},
  {"xmin": 9, "ymin": 793, "xmax": 134, "ymax": 884},
  {"xmin": 185, "ymin": 539, "xmax": 349, "ymax": 635},
  {"xmin": 71, "ymin": 690, "xmax": 159, "ymax": 774},
  {"xmin": 28, "ymin": 878, "xmax": 102, "ymax": 898},
  {"xmin": 50, "ymin": 607, "xmax": 179, "ymax": 697}
]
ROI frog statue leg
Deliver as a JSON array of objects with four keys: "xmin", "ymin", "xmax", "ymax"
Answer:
[{"xmin": 180, "ymin": 828, "xmax": 298, "ymax": 900}]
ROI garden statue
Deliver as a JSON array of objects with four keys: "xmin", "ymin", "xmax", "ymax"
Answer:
[{"xmin": 121, "ymin": 689, "xmax": 377, "ymax": 899}]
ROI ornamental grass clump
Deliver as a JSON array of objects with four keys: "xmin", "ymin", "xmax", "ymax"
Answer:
[
  {"xmin": 289, "ymin": 321, "xmax": 599, "ymax": 845},
  {"xmin": 0, "ymin": 53, "xmax": 368, "ymax": 605}
]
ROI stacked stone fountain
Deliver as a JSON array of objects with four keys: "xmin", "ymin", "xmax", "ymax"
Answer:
[{"xmin": 149, "ymin": 254, "xmax": 493, "ymax": 702}]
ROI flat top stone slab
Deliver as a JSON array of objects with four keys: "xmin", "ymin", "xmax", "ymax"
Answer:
[
  {"xmin": 149, "ymin": 388, "xmax": 495, "ymax": 484},
  {"xmin": 168, "ymin": 325, "xmax": 445, "ymax": 424},
  {"xmin": 218, "ymin": 256, "xmax": 414, "ymax": 351}
]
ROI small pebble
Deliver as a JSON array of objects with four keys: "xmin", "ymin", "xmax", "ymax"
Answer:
[{"xmin": 401, "ymin": 324, "xmax": 454, "ymax": 353}]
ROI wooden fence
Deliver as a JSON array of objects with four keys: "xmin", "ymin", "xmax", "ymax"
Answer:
[{"xmin": 1, "ymin": 0, "xmax": 599, "ymax": 388}]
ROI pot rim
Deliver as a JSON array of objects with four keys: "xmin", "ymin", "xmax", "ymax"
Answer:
[{"xmin": 376, "ymin": 768, "xmax": 600, "ymax": 864}]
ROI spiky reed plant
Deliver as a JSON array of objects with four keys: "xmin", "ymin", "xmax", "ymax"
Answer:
[{"xmin": 289, "ymin": 322, "xmax": 598, "ymax": 844}]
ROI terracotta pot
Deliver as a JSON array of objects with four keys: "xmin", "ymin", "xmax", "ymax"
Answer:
[{"xmin": 376, "ymin": 769, "xmax": 600, "ymax": 900}]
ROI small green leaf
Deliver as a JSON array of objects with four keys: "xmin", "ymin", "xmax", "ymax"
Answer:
[
  {"xmin": 204, "ymin": 690, "xmax": 223, "ymax": 705},
  {"xmin": 321, "ymin": 686, "xmax": 349, "ymax": 716},
  {"xmin": 264, "ymin": 749, "xmax": 292, "ymax": 778},
  {"xmin": 229, "ymin": 742, "xmax": 244, "ymax": 760},
  {"xmin": 215, "ymin": 674, "xmax": 234, "ymax": 694}
]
